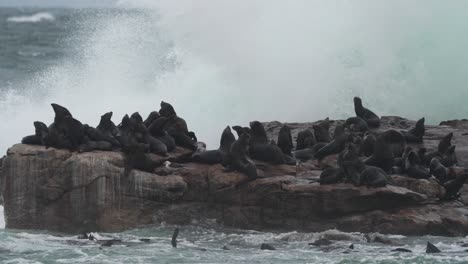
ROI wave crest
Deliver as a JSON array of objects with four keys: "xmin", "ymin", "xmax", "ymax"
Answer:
[{"xmin": 7, "ymin": 12, "xmax": 55, "ymax": 23}]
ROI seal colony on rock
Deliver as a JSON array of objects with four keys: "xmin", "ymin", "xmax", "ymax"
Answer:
[{"xmin": 20, "ymin": 96, "xmax": 468, "ymax": 202}]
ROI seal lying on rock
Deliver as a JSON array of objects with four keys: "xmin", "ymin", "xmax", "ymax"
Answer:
[
  {"xmin": 345, "ymin": 117, "xmax": 368, "ymax": 133},
  {"xmin": 192, "ymin": 126, "xmax": 236, "ymax": 164},
  {"xmin": 293, "ymin": 142, "xmax": 327, "ymax": 162},
  {"xmin": 22, "ymin": 121, "xmax": 49, "ymax": 145},
  {"xmin": 353, "ymin": 97, "xmax": 380, "ymax": 128},
  {"xmin": 249, "ymin": 121, "xmax": 295, "ymax": 165}
]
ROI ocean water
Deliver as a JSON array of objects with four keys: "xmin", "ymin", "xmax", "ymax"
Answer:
[{"xmin": 1, "ymin": 3, "xmax": 468, "ymax": 263}]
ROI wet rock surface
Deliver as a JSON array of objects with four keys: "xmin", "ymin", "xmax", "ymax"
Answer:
[{"xmin": 1, "ymin": 116, "xmax": 468, "ymax": 235}]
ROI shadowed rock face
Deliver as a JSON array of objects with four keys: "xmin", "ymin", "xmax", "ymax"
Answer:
[{"xmin": 2, "ymin": 116, "xmax": 468, "ymax": 236}]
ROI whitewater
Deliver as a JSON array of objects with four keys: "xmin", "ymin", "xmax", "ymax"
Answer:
[{"xmin": 1, "ymin": 1, "xmax": 468, "ymax": 263}]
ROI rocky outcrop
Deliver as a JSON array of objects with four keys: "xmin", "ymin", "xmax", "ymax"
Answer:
[{"xmin": 2, "ymin": 117, "xmax": 468, "ymax": 236}]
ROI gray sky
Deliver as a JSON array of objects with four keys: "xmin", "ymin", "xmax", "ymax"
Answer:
[{"xmin": 0, "ymin": 0, "xmax": 117, "ymax": 7}]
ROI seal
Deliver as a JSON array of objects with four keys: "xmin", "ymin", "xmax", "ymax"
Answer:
[
  {"xmin": 131, "ymin": 112, "xmax": 144, "ymax": 123},
  {"xmin": 314, "ymin": 133, "xmax": 352, "ymax": 160},
  {"xmin": 429, "ymin": 157, "xmax": 453, "ymax": 183},
  {"xmin": 442, "ymin": 172, "xmax": 468, "ymax": 200},
  {"xmin": 21, "ymin": 121, "xmax": 49, "ymax": 145},
  {"xmin": 313, "ymin": 119, "xmax": 331, "ymax": 143},
  {"xmin": 192, "ymin": 126, "xmax": 236, "ymax": 164},
  {"xmin": 359, "ymin": 166, "xmax": 391, "ymax": 188},
  {"xmin": 402, "ymin": 117, "xmax": 425, "ymax": 143},
  {"xmin": 359, "ymin": 133, "xmax": 375, "ymax": 157},
  {"xmin": 441, "ymin": 145, "xmax": 458, "ymax": 167},
  {"xmin": 296, "ymin": 129, "xmax": 315, "ymax": 150},
  {"xmin": 232, "ymin": 126, "xmax": 250, "ymax": 138},
  {"xmin": 148, "ymin": 117, "xmax": 176, "ymax": 151},
  {"xmin": 337, "ymin": 143, "xmax": 360, "ymax": 168},
  {"xmin": 224, "ymin": 131, "xmax": 257, "ymax": 180},
  {"xmin": 405, "ymin": 151, "xmax": 430, "ymax": 179},
  {"xmin": 345, "ymin": 117, "xmax": 368, "ymax": 133},
  {"xmin": 438, "ymin": 132, "xmax": 453, "ymax": 154},
  {"xmin": 63, "ymin": 115, "xmax": 87, "ymax": 150},
  {"xmin": 277, "ymin": 124, "xmax": 293, "ymax": 156},
  {"xmin": 84, "ymin": 124, "xmax": 120, "ymax": 149},
  {"xmin": 364, "ymin": 135, "xmax": 394, "ymax": 172},
  {"xmin": 159, "ymin": 101, "xmax": 197, "ymax": 151},
  {"xmin": 353, "ymin": 97, "xmax": 380, "ymax": 128},
  {"xmin": 144, "ymin": 111, "xmax": 160, "ymax": 128},
  {"xmin": 381, "ymin": 129, "xmax": 406, "ymax": 158},
  {"xmin": 249, "ymin": 121, "xmax": 295, "ymax": 165},
  {"xmin": 293, "ymin": 142, "xmax": 327, "ymax": 161},
  {"xmin": 319, "ymin": 167, "xmax": 344, "ymax": 185},
  {"xmin": 96, "ymin": 112, "xmax": 121, "ymax": 148}
]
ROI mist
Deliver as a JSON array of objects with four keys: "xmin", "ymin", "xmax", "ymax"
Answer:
[{"xmin": 1, "ymin": 0, "xmax": 468, "ymax": 152}]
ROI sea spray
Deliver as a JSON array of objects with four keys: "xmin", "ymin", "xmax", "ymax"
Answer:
[{"xmin": 1, "ymin": 1, "xmax": 468, "ymax": 153}]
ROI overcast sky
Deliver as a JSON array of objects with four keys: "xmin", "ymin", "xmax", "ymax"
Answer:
[{"xmin": 0, "ymin": 0, "xmax": 117, "ymax": 7}]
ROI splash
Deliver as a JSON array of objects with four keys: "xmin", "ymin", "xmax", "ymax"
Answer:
[
  {"xmin": 1, "ymin": 1, "xmax": 468, "ymax": 153},
  {"xmin": 7, "ymin": 12, "xmax": 55, "ymax": 23}
]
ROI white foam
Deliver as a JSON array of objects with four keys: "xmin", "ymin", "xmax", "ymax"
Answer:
[{"xmin": 7, "ymin": 12, "xmax": 55, "ymax": 23}]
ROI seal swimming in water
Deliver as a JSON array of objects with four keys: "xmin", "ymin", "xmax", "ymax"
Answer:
[
  {"xmin": 402, "ymin": 117, "xmax": 425, "ymax": 143},
  {"xmin": 353, "ymin": 97, "xmax": 380, "ymax": 128},
  {"xmin": 277, "ymin": 124, "xmax": 293, "ymax": 156},
  {"xmin": 224, "ymin": 130, "xmax": 257, "ymax": 180},
  {"xmin": 296, "ymin": 129, "xmax": 315, "ymax": 151},
  {"xmin": 192, "ymin": 126, "xmax": 236, "ymax": 164}
]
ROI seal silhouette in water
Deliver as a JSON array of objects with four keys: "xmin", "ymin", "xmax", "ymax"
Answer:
[{"xmin": 353, "ymin": 97, "xmax": 380, "ymax": 128}]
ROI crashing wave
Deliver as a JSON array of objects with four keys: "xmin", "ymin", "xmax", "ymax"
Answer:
[{"xmin": 7, "ymin": 12, "xmax": 55, "ymax": 23}]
